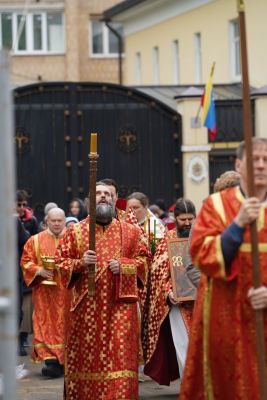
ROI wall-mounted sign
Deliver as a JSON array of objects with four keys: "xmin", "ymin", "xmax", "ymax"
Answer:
[{"xmin": 187, "ymin": 155, "xmax": 207, "ymax": 183}]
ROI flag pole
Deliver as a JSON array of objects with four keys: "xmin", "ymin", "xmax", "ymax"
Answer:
[
  {"xmin": 88, "ymin": 133, "xmax": 98, "ymax": 296},
  {"xmin": 209, "ymin": 62, "xmax": 215, "ymax": 79},
  {"xmin": 237, "ymin": 1, "xmax": 267, "ymax": 397}
]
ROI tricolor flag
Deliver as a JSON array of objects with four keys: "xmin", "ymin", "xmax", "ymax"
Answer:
[{"xmin": 201, "ymin": 63, "xmax": 216, "ymax": 140}]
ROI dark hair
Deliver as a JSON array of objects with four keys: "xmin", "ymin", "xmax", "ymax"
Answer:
[
  {"xmin": 96, "ymin": 181, "xmax": 109, "ymax": 187},
  {"xmin": 100, "ymin": 178, "xmax": 119, "ymax": 194},
  {"xmin": 69, "ymin": 197, "xmax": 87, "ymax": 221},
  {"xmin": 236, "ymin": 137, "xmax": 267, "ymax": 160},
  {"xmin": 174, "ymin": 198, "xmax": 196, "ymax": 217},
  {"xmin": 155, "ymin": 198, "xmax": 167, "ymax": 211},
  {"xmin": 127, "ymin": 192, "xmax": 149, "ymax": 208},
  {"xmin": 16, "ymin": 190, "xmax": 28, "ymax": 202}
]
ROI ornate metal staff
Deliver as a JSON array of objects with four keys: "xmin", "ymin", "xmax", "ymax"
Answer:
[
  {"xmin": 237, "ymin": 1, "xmax": 267, "ymax": 397},
  {"xmin": 88, "ymin": 133, "xmax": 98, "ymax": 296}
]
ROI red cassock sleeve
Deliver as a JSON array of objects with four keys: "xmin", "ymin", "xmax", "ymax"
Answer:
[
  {"xmin": 116, "ymin": 225, "xmax": 150, "ymax": 299},
  {"xmin": 190, "ymin": 194, "xmax": 236, "ymax": 281},
  {"xmin": 55, "ymin": 225, "xmax": 84, "ymax": 289},
  {"xmin": 21, "ymin": 235, "xmax": 42, "ymax": 287}
]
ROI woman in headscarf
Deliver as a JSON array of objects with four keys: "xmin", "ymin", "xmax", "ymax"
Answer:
[{"xmin": 68, "ymin": 197, "xmax": 88, "ymax": 221}]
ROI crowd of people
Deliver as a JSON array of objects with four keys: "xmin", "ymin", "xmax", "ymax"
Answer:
[{"xmin": 15, "ymin": 138, "xmax": 267, "ymax": 400}]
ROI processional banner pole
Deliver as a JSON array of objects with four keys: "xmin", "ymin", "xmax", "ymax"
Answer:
[
  {"xmin": 237, "ymin": 1, "xmax": 267, "ymax": 397},
  {"xmin": 88, "ymin": 133, "xmax": 98, "ymax": 296}
]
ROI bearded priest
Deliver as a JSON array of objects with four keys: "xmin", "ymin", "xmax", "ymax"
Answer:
[{"xmin": 55, "ymin": 183, "xmax": 150, "ymax": 400}]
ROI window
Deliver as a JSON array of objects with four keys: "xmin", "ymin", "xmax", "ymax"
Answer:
[
  {"xmin": 92, "ymin": 21, "xmax": 103, "ymax": 54},
  {"xmin": 194, "ymin": 32, "xmax": 202, "ymax": 83},
  {"xmin": 17, "ymin": 14, "xmax": 26, "ymax": 51},
  {"xmin": 47, "ymin": 12, "xmax": 64, "ymax": 52},
  {"xmin": 109, "ymin": 24, "xmax": 123, "ymax": 54},
  {"xmin": 172, "ymin": 40, "xmax": 180, "ymax": 84},
  {"xmin": 33, "ymin": 14, "xmax": 42, "ymax": 50},
  {"xmin": 0, "ymin": 13, "xmax": 12, "ymax": 49},
  {"xmin": 152, "ymin": 46, "xmax": 160, "ymax": 84},
  {"xmin": 0, "ymin": 11, "xmax": 64, "ymax": 54},
  {"xmin": 229, "ymin": 19, "xmax": 241, "ymax": 79},
  {"xmin": 91, "ymin": 21, "xmax": 123, "ymax": 57},
  {"xmin": 135, "ymin": 52, "xmax": 142, "ymax": 84}
]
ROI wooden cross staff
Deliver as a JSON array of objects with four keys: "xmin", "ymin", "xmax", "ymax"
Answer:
[
  {"xmin": 88, "ymin": 133, "xmax": 98, "ymax": 296},
  {"xmin": 237, "ymin": 1, "xmax": 267, "ymax": 397}
]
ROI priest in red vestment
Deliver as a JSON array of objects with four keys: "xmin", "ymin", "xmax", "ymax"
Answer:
[
  {"xmin": 142, "ymin": 199, "xmax": 199, "ymax": 386},
  {"xmin": 180, "ymin": 138, "xmax": 267, "ymax": 400},
  {"xmin": 21, "ymin": 207, "xmax": 71, "ymax": 378},
  {"xmin": 55, "ymin": 183, "xmax": 150, "ymax": 400}
]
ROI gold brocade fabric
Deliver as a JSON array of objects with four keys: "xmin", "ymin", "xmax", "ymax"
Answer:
[
  {"xmin": 115, "ymin": 263, "xmax": 138, "ymax": 302},
  {"xmin": 55, "ymin": 217, "xmax": 149, "ymax": 400},
  {"xmin": 180, "ymin": 186, "xmax": 267, "ymax": 400},
  {"xmin": 21, "ymin": 230, "xmax": 71, "ymax": 364},
  {"xmin": 142, "ymin": 229, "xmax": 194, "ymax": 366}
]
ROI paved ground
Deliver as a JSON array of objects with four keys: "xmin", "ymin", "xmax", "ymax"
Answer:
[{"xmin": 13, "ymin": 354, "xmax": 180, "ymax": 399}]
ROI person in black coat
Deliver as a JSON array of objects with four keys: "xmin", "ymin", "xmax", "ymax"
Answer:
[
  {"xmin": 17, "ymin": 217, "xmax": 29, "ymax": 355},
  {"xmin": 16, "ymin": 190, "xmax": 38, "ymax": 355},
  {"xmin": 16, "ymin": 190, "xmax": 38, "ymax": 236}
]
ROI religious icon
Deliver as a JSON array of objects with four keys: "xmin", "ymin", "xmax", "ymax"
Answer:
[{"xmin": 167, "ymin": 238, "xmax": 197, "ymax": 302}]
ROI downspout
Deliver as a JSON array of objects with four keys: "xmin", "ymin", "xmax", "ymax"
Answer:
[{"xmin": 104, "ymin": 20, "xmax": 123, "ymax": 85}]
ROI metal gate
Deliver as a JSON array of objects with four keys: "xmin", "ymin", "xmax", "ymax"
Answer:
[
  {"xmin": 209, "ymin": 150, "xmax": 236, "ymax": 192},
  {"xmin": 14, "ymin": 82, "xmax": 182, "ymax": 218},
  {"xmin": 208, "ymin": 98, "xmax": 255, "ymax": 192}
]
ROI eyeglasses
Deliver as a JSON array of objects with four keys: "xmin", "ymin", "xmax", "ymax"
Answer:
[{"xmin": 17, "ymin": 202, "xmax": 27, "ymax": 207}]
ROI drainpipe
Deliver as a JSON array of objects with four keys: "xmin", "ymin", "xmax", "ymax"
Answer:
[{"xmin": 104, "ymin": 20, "xmax": 123, "ymax": 85}]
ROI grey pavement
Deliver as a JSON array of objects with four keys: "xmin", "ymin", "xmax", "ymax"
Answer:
[{"xmin": 14, "ymin": 354, "xmax": 180, "ymax": 400}]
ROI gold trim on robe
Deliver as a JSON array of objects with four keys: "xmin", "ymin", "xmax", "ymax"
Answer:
[
  {"xmin": 55, "ymin": 217, "xmax": 150, "ymax": 400},
  {"xmin": 211, "ymin": 192, "xmax": 227, "ymax": 226},
  {"xmin": 203, "ymin": 279, "xmax": 214, "ymax": 400},
  {"xmin": 21, "ymin": 230, "xmax": 72, "ymax": 364},
  {"xmin": 180, "ymin": 185, "xmax": 267, "ymax": 400},
  {"xmin": 69, "ymin": 369, "xmax": 137, "ymax": 381}
]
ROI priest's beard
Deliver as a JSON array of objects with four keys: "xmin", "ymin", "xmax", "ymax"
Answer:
[
  {"xmin": 177, "ymin": 225, "xmax": 191, "ymax": 238},
  {"xmin": 96, "ymin": 203, "xmax": 115, "ymax": 225}
]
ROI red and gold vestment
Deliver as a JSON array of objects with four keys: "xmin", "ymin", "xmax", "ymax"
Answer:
[
  {"xmin": 118, "ymin": 206, "xmax": 150, "ymax": 365},
  {"xmin": 142, "ymin": 229, "xmax": 194, "ymax": 385},
  {"xmin": 180, "ymin": 186, "xmax": 267, "ymax": 400},
  {"xmin": 55, "ymin": 217, "xmax": 149, "ymax": 400},
  {"xmin": 21, "ymin": 229, "xmax": 71, "ymax": 364}
]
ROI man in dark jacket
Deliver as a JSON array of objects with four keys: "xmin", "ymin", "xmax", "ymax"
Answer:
[
  {"xmin": 17, "ymin": 217, "xmax": 29, "ymax": 355},
  {"xmin": 16, "ymin": 190, "xmax": 38, "ymax": 236},
  {"xmin": 16, "ymin": 190, "xmax": 38, "ymax": 355}
]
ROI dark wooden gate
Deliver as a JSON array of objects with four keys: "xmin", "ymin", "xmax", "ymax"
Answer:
[
  {"xmin": 14, "ymin": 82, "xmax": 182, "ymax": 218},
  {"xmin": 209, "ymin": 98, "xmax": 255, "ymax": 192}
]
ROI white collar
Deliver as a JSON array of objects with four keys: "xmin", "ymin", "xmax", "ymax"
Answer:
[{"xmin": 47, "ymin": 227, "xmax": 66, "ymax": 238}]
